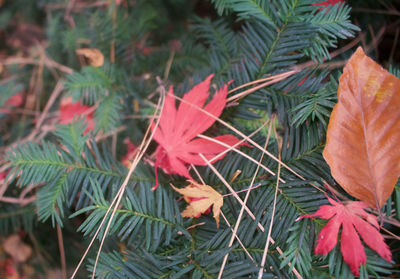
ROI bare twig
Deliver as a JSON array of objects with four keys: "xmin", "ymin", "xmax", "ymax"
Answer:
[
  {"xmin": 352, "ymin": 7, "xmax": 400, "ymax": 16},
  {"xmin": 70, "ymin": 79, "xmax": 165, "ymax": 279},
  {"xmin": 46, "ymin": 1, "xmax": 110, "ymax": 11},
  {"xmin": 258, "ymin": 130, "xmax": 283, "ymax": 279},
  {"xmin": 0, "ymin": 195, "xmax": 36, "ymax": 206},
  {"xmin": 388, "ymin": 27, "xmax": 399, "ymax": 65},
  {"xmin": 218, "ymin": 118, "xmax": 273, "ymax": 279},
  {"xmin": 190, "ymin": 165, "xmax": 255, "ymax": 263},
  {"xmin": 381, "ymin": 226, "xmax": 400, "ymax": 241},
  {"xmin": 2, "ymin": 54, "xmax": 74, "ymax": 75},
  {"xmin": 57, "ymin": 223, "xmax": 67, "ymax": 279},
  {"xmin": 171, "ymin": 93, "xmax": 306, "ymax": 182},
  {"xmin": 34, "ymin": 81, "xmax": 64, "ymax": 131},
  {"xmin": 197, "ymin": 134, "xmax": 285, "ymax": 183},
  {"xmin": 64, "ymin": 0, "xmax": 77, "ymax": 28},
  {"xmin": 227, "ymin": 70, "xmax": 298, "ymax": 104},
  {"xmin": 365, "ymin": 25, "xmax": 386, "ymax": 54},
  {"xmin": 199, "ymin": 153, "xmax": 302, "ymax": 279},
  {"xmin": 94, "ymin": 125, "xmax": 127, "ymax": 142},
  {"xmin": 220, "ymin": 211, "xmax": 255, "ymax": 262},
  {"xmin": 294, "ymin": 31, "xmax": 366, "ymax": 70},
  {"xmin": 368, "ymin": 24, "xmax": 379, "ymax": 60},
  {"xmin": 163, "ymin": 50, "xmax": 175, "ymax": 81}
]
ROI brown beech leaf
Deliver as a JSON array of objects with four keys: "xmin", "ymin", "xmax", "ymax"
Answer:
[
  {"xmin": 171, "ymin": 181, "xmax": 223, "ymax": 227},
  {"xmin": 324, "ymin": 47, "xmax": 400, "ymax": 208},
  {"xmin": 76, "ymin": 48, "xmax": 104, "ymax": 67}
]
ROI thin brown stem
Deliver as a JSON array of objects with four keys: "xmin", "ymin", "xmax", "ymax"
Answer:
[
  {"xmin": 218, "ymin": 118, "xmax": 273, "ymax": 279},
  {"xmin": 57, "ymin": 223, "xmax": 67, "ymax": 279}
]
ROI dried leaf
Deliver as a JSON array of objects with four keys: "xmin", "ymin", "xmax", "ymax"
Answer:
[
  {"xmin": 324, "ymin": 47, "xmax": 400, "ymax": 208},
  {"xmin": 172, "ymin": 181, "xmax": 223, "ymax": 227},
  {"xmin": 300, "ymin": 196, "xmax": 392, "ymax": 276},
  {"xmin": 76, "ymin": 48, "xmax": 104, "ymax": 67},
  {"xmin": 3, "ymin": 235, "xmax": 32, "ymax": 263}
]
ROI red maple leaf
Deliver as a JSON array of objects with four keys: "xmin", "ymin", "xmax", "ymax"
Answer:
[
  {"xmin": 0, "ymin": 171, "xmax": 8, "ymax": 180},
  {"xmin": 59, "ymin": 97, "xmax": 95, "ymax": 134},
  {"xmin": 300, "ymin": 196, "xmax": 392, "ymax": 275},
  {"xmin": 5, "ymin": 93, "xmax": 24, "ymax": 107},
  {"xmin": 312, "ymin": 0, "xmax": 343, "ymax": 8},
  {"xmin": 151, "ymin": 74, "xmax": 247, "ymax": 189}
]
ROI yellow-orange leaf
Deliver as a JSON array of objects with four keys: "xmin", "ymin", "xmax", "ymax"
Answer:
[
  {"xmin": 76, "ymin": 48, "xmax": 104, "ymax": 67},
  {"xmin": 172, "ymin": 181, "xmax": 223, "ymax": 227},
  {"xmin": 324, "ymin": 47, "xmax": 400, "ymax": 208}
]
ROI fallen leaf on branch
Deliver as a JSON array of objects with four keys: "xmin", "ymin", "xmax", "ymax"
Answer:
[
  {"xmin": 323, "ymin": 47, "xmax": 400, "ymax": 208},
  {"xmin": 0, "ymin": 171, "xmax": 7, "ymax": 180},
  {"xmin": 172, "ymin": 181, "xmax": 223, "ymax": 227},
  {"xmin": 4, "ymin": 93, "xmax": 24, "ymax": 107},
  {"xmin": 312, "ymin": 0, "xmax": 343, "ymax": 8},
  {"xmin": 59, "ymin": 97, "xmax": 95, "ymax": 134},
  {"xmin": 300, "ymin": 196, "xmax": 392, "ymax": 276},
  {"xmin": 76, "ymin": 48, "xmax": 104, "ymax": 67},
  {"xmin": 0, "ymin": 258, "xmax": 18, "ymax": 279},
  {"xmin": 3, "ymin": 235, "xmax": 32, "ymax": 263},
  {"xmin": 151, "ymin": 74, "xmax": 248, "ymax": 189}
]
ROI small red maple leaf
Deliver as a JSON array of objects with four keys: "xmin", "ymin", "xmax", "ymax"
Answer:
[
  {"xmin": 0, "ymin": 171, "xmax": 8, "ymax": 180},
  {"xmin": 300, "ymin": 196, "xmax": 392, "ymax": 275},
  {"xmin": 59, "ymin": 97, "xmax": 95, "ymax": 134},
  {"xmin": 151, "ymin": 74, "xmax": 247, "ymax": 189},
  {"xmin": 312, "ymin": 0, "xmax": 343, "ymax": 8},
  {"xmin": 5, "ymin": 93, "xmax": 24, "ymax": 107}
]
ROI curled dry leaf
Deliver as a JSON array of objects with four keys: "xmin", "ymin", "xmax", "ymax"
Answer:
[
  {"xmin": 76, "ymin": 48, "xmax": 104, "ymax": 67},
  {"xmin": 172, "ymin": 181, "xmax": 223, "ymax": 227},
  {"xmin": 3, "ymin": 235, "xmax": 32, "ymax": 263},
  {"xmin": 324, "ymin": 47, "xmax": 400, "ymax": 208}
]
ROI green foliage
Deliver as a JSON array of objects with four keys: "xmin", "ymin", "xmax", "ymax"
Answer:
[
  {"xmin": 0, "ymin": 0, "xmax": 398, "ymax": 278},
  {"xmin": 71, "ymin": 179, "xmax": 189, "ymax": 250},
  {"xmin": 280, "ymin": 219, "xmax": 313, "ymax": 277},
  {"xmin": 0, "ymin": 80, "xmax": 24, "ymax": 107},
  {"xmin": 0, "ymin": 203, "xmax": 35, "ymax": 235},
  {"xmin": 6, "ymin": 121, "xmax": 127, "ymax": 227},
  {"xmin": 65, "ymin": 66, "xmax": 115, "ymax": 105},
  {"xmin": 290, "ymin": 72, "xmax": 338, "ymax": 127}
]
